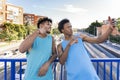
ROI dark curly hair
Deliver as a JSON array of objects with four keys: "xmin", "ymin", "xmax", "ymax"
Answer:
[
  {"xmin": 58, "ymin": 19, "xmax": 70, "ymax": 33},
  {"xmin": 37, "ymin": 17, "xmax": 52, "ymax": 28}
]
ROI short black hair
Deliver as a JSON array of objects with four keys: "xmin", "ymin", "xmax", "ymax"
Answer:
[
  {"xmin": 58, "ymin": 19, "xmax": 70, "ymax": 33},
  {"xmin": 37, "ymin": 17, "xmax": 52, "ymax": 28}
]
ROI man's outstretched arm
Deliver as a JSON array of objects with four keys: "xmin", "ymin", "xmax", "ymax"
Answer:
[{"xmin": 80, "ymin": 17, "xmax": 115, "ymax": 43}]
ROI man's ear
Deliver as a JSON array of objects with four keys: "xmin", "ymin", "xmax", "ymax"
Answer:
[
  {"xmin": 61, "ymin": 29, "xmax": 64, "ymax": 33},
  {"xmin": 40, "ymin": 24, "xmax": 43, "ymax": 28}
]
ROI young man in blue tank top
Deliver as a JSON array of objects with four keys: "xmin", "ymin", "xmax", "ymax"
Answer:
[
  {"xmin": 19, "ymin": 17, "xmax": 57, "ymax": 80},
  {"xmin": 57, "ymin": 17, "xmax": 115, "ymax": 80}
]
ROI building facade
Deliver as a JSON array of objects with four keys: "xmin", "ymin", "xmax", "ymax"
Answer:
[
  {"xmin": 6, "ymin": 4, "xmax": 23, "ymax": 24},
  {"xmin": 0, "ymin": 0, "xmax": 23, "ymax": 25},
  {"xmin": 34, "ymin": 15, "xmax": 45, "ymax": 26},
  {"xmin": 23, "ymin": 13, "xmax": 46, "ymax": 26},
  {"xmin": 0, "ymin": 0, "xmax": 6, "ymax": 24},
  {"xmin": 23, "ymin": 13, "xmax": 35, "ymax": 25}
]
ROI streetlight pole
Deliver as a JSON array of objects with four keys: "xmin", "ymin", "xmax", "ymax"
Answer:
[{"xmin": 94, "ymin": 26, "xmax": 96, "ymax": 36}]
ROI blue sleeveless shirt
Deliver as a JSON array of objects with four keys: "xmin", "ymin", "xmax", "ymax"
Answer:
[
  {"xmin": 24, "ymin": 35, "xmax": 53, "ymax": 80},
  {"xmin": 61, "ymin": 37, "xmax": 100, "ymax": 80}
]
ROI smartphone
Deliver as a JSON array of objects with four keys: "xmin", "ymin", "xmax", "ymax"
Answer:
[
  {"xmin": 103, "ymin": 18, "xmax": 117, "ymax": 27},
  {"xmin": 112, "ymin": 18, "xmax": 117, "ymax": 27}
]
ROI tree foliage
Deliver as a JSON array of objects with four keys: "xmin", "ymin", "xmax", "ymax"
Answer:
[
  {"xmin": 0, "ymin": 22, "xmax": 36, "ymax": 42},
  {"xmin": 117, "ymin": 18, "xmax": 120, "ymax": 31},
  {"xmin": 85, "ymin": 20, "xmax": 102, "ymax": 35},
  {"xmin": 109, "ymin": 35, "xmax": 120, "ymax": 44},
  {"xmin": 51, "ymin": 28, "xmax": 60, "ymax": 35}
]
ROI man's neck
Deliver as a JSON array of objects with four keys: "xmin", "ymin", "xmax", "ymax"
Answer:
[
  {"xmin": 64, "ymin": 34, "xmax": 73, "ymax": 40},
  {"xmin": 39, "ymin": 33, "xmax": 47, "ymax": 38}
]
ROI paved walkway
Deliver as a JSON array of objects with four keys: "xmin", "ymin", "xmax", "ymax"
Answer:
[{"xmin": 0, "ymin": 40, "xmax": 23, "ymax": 54}]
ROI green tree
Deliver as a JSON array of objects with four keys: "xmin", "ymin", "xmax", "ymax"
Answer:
[
  {"xmin": 24, "ymin": 21, "xmax": 36, "ymax": 36},
  {"xmin": 14, "ymin": 24, "xmax": 26, "ymax": 40},
  {"xmin": 0, "ymin": 22, "xmax": 28, "ymax": 42},
  {"xmin": 51, "ymin": 28, "xmax": 60, "ymax": 35},
  {"xmin": 4, "ymin": 25, "xmax": 18, "ymax": 42},
  {"xmin": 85, "ymin": 20, "xmax": 102, "ymax": 35},
  {"xmin": 117, "ymin": 18, "xmax": 120, "ymax": 31},
  {"xmin": 0, "ymin": 30, "xmax": 6, "ymax": 41},
  {"xmin": 109, "ymin": 35, "xmax": 120, "ymax": 44}
]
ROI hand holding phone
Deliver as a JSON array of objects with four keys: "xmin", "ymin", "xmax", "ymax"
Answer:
[
  {"xmin": 108, "ymin": 16, "xmax": 117, "ymax": 28},
  {"xmin": 111, "ymin": 18, "xmax": 117, "ymax": 27}
]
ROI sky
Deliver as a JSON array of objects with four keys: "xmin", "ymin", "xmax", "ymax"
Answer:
[{"xmin": 7, "ymin": 0, "xmax": 120, "ymax": 29}]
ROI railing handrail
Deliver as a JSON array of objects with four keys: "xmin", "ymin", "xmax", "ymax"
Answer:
[
  {"xmin": 0, "ymin": 58, "xmax": 120, "ymax": 62},
  {"xmin": 0, "ymin": 58, "xmax": 27, "ymax": 62},
  {"xmin": 0, "ymin": 58, "xmax": 120, "ymax": 80},
  {"xmin": 91, "ymin": 58, "xmax": 120, "ymax": 62}
]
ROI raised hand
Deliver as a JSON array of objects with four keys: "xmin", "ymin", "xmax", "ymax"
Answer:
[
  {"xmin": 79, "ymin": 34, "xmax": 87, "ymax": 40},
  {"xmin": 68, "ymin": 37, "xmax": 78, "ymax": 46},
  {"xmin": 107, "ymin": 16, "xmax": 116, "ymax": 29}
]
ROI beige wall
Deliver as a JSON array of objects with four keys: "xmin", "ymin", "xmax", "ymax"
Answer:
[
  {"xmin": 0, "ymin": 0, "xmax": 6, "ymax": 24},
  {"xmin": 0, "ymin": 1, "xmax": 23, "ymax": 25},
  {"xmin": 6, "ymin": 4, "xmax": 23, "ymax": 24}
]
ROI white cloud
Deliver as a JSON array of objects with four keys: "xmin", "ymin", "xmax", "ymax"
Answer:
[
  {"xmin": 63, "ymin": 4, "xmax": 88, "ymax": 13},
  {"xmin": 32, "ymin": 5, "xmax": 45, "ymax": 9},
  {"xmin": 30, "ymin": 4, "xmax": 89, "ymax": 28},
  {"xmin": 32, "ymin": 4, "xmax": 88, "ymax": 15}
]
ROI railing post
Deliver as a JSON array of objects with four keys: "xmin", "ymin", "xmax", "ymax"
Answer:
[
  {"xmin": 4, "ymin": 61, "xmax": 7, "ymax": 80},
  {"xmin": 53, "ymin": 62, "xmax": 57, "ymax": 80},
  {"xmin": 11, "ymin": 60, "xmax": 15, "ymax": 80},
  {"xmin": 96, "ymin": 62, "xmax": 99, "ymax": 75},
  {"xmin": 110, "ymin": 62, "xmax": 113, "ymax": 80},
  {"xmin": 20, "ymin": 62, "xmax": 22, "ymax": 80},
  {"xmin": 117, "ymin": 62, "xmax": 119, "ymax": 80},
  {"xmin": 60, "ymin": 65, "xmax": 63, "ymax": 80}
]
